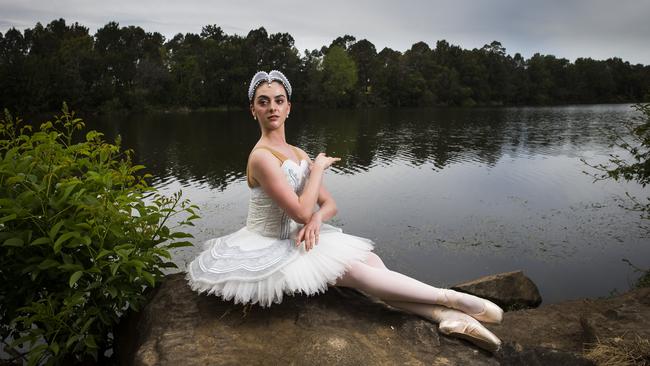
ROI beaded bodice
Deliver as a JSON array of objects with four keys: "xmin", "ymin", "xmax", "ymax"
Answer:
[{"xmin": 246, "ymin": 158, "xmax": 309, "ymax": 239}]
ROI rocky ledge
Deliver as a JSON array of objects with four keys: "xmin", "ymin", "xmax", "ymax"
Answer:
[{"xmin": 116, "ymin": 271, "xmax": 650, "ymax": 366}]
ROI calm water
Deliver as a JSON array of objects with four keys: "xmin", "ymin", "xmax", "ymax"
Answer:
[{"xmin": 95, "ymin": 104, "xmax": 649, "ymax": 304}]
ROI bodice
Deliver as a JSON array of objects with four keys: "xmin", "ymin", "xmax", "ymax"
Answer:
[{"xmin": 246, "ymin": 159, "xmax": 310, "ymax": 239}]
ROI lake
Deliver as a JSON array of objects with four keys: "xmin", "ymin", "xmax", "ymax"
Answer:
[{"xmin": 94, "ymin": 103, "xmax": 649, "ymax": 304}]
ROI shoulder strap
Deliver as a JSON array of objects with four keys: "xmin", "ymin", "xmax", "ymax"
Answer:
[
  {"xmin": 246, "ymin": 146, "xmax": 288, "ymax": 188},
  {"xmin": 290, "ymin": 145, "xmax": 304, "ymax": 161},
  {"xmin": 252, "ymin": 146, "xmax": 288, "ymax": 162}
]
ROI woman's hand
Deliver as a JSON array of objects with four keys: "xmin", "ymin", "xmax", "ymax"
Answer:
[
  {"xmin": 296, "ymin": 211, "xmax": 323, "ymax": 251},
  {"xmin": 312, "ymin": 153, "xmax": 341, "ymax": 171}
]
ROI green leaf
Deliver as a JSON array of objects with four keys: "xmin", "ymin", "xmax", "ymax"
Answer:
[
  {"xmin": 69, "ymin": 271, "xmax": 83, "ymax": 287},
  {"xmin": 96, "ymin": 249, "xmax": 112, "ymax": 260},
  {"xmin": 81, "ymin": 317, "xmax": 96, "ymax": 333},
  {"xmin": 49, "ymin": 220, "xmax": 65, "ymax": 239},
  {"xmin": 165, "ymin": 241, "xmax": 193, "ymax": 249},
  {"xmin": 75, "ymin": 222, "xmax": 92, "ymax": 230},
  {"xmin": 60, "ymin": 182, "xmax": 78, "ymax": 202},
  {"xmin": 9, "ymin": 333, "xmax": 38, "ymax": 348},
  {"xmin": 53, "ymin": 231, "xmax": 78, "ymax": 253},
  {"xmin": 30, "ymin": 237, "xmax": 51, "ymax": 246},
  {"xmin": 58, "ymin": 263, "xmax": 83, "ymax": 271},
  {"xmin": 0, "ymin": 213, "xmax": 17, "ymax": 224},
  {"xmin": 153, "ymin": 248, "xmax": 172, "ymax": 259},
  {"xmin": 110, "ymin": 263, "xmax": 119, "ymax": 276},
  {"xmin": 3, "ymin": 237, "xmax": 24, "ymax": 247},
  {"xmin": 170, "ymin": 231, "xmax": 194, "ymax": 239},
  {"xmin": 141, "ymin": 272, "xmax": 156, "ymax": 287},
  {"xmin": 84, "ymin": 335, "xmax": 97, "ymax": 349},
  {"xmin": 50, "ymin": 341, "xmax": 60, "ymax": 355},
  {"xmin": 6, "ymin": 175, "xmax": 25, "ymax": 185},
  {"xmin": 37, "ymin": 259, "xmax": 60, "ymax": 270},
  {"xmin": 26, "ymin": 344, "xmax": 48, "ymax": 366},
  {"xmin": 65, "ymin": 335, "xmax": 79, "ymax": 349}
]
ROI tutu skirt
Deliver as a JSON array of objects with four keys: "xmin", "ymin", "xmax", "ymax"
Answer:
[{"xmin": 186, "ymin": 223, "xmax": 374, "ymax": 307}]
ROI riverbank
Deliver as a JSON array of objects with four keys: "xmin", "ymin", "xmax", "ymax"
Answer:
[{"xmin": 115, "ymin": 272, "xmax": 650, "ymax": 365}]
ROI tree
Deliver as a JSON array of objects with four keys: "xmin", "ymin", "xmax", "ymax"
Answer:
[
  {"xmin": 321, "ymin": 45, "xmax": 358, "ymax": 107},
  {"xmin": 2, "ymin": 18, "xmax": 650, "ymax": 112},
  {"xmin": 166, "ymin": 33, "xmax": 205, "ymax": 108},
  {"xmin": 374, "ymin": 47, "xmax": 403, "ymax": 106},
  {"xmin": 326, "ymin": 35, "xmax": 356, "ymax": 52},
  {"xmin": 401, "ymin": 42, "xmax": 437, "ymax": 106},
  {"xmin": 0, "ymin": 28, "xmax": 29, "ymax": 111},
  {"xmin": 480, "ymin": 41, "xmax": 512, "ymax": 105},
  {"xmin": 574, "ymin": 57, "xmax": 616, "ymax": 103},
  {"xmin": 298, "ymin": 49, "xmax": 324, "ymax": 105},
  {"xmin": 348, "ymin": 39, "xmax": 380, "ymax": 105}
]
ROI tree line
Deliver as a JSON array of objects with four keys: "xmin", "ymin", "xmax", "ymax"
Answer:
[{"xmin": 1, "ymin": 18, "xmax": 649, "ymax": 113}]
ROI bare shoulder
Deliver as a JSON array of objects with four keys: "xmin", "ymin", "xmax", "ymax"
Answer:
[{"xmin": 249, "ymin": 148, "xmax": 280, "ymax": 170}]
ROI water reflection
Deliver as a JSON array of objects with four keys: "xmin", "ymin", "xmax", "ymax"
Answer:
[
  {"xmin": 93, "ymin": 104, "xmax": 648, "ymax": 304},
  {"xmin": 94, "ymin": 104, "xmax": 634, "ymax": 188}
]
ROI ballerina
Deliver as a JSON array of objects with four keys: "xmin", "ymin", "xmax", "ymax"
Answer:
[{"xmin": 186, "ymin": 70, "xmax": 503, "ymax": 352}]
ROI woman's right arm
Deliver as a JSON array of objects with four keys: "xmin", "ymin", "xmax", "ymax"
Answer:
[{"xmin": 250, "ymin": 151, "xmax": 339, "ymax": 224}]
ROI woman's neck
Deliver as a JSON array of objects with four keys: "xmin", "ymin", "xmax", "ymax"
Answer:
[{"xmin": 260, "ymin": 128, "xmax": 288, "ymax": 147}]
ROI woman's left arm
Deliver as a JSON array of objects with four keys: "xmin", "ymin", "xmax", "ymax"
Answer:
[
  {"xmin": 296, "ymin": 185, "xmax": 337, "ymax": 251},
  {"xmin": 295, "ymin": 148, "xmax": 338, "ymax": 250}
]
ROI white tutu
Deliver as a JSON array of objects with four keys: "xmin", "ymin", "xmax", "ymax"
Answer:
[
  {"xmin": 186, "ymin": 223, "xmax": 373, "ymax": 306},
  {"xmin": 186, "ymin": 148, "xmax": 374, "ymax": 307}
]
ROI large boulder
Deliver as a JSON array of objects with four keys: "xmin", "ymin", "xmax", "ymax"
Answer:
[
  {"xmin": 490, "ymin": 286, "xmax": 650, "ymax": 365},
  {"xmin": 116, "ymin": 273, "xmax": 650, "ymax": 365},
  {"xmin": 116, "ymin": 273, "xmax": 499, "ymax": 366},
  {"xmin": 452, "ymin": 270, "xmax": 542, "ymax": 310}
]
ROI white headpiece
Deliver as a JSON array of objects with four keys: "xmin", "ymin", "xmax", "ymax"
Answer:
[{"xmin": 248, "ymin": 70, "xmax": 292, "ymax": 101}]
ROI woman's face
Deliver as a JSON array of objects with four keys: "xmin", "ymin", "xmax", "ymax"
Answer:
[{"xmin": 250, "ymin": 81, "xmax": 291, "ymax": 131}]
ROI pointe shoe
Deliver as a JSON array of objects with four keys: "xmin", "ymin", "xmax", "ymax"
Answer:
[
  {"xmin": 438, "ymin": 318, "xmax": 502, "ymax": 353},
  {"xmin": 469, "ymin": 299, "xmax": 503, "ymax": 324},
  {"xmin": 432, "ymin": 306, "xmax": 502, "ymax": 353},
  {"xmin": 443, "ymin": 290, "xmax": 504, "ymax": 324}
]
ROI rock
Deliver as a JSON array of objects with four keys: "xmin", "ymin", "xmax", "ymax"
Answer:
[
  {"xmin": 490, "ymin": 287, "xmax": 650, "ymax": 365},
  {"xmin": 116, "ymin": 273, "xmax": 499, "ymax": 366},
  {"xmin": 452, "ymin": 270, "xmax": 542, "ymax": 310},
  {"xmin": 116, "ymin": 273, "xmax": 650, "ymax": 366},
  {"xmin": 497, "ymin": 342, "xmax": 596, "ymax": 366}
]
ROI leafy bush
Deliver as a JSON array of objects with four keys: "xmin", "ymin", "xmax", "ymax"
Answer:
[
  {"xmin": 0, "ymin": 104, "xmax": 199, "ymax": 365},
  {"xmin": 584, "ymin": 103, "xmax": 650, "ymax": 288},
  {"xmin": 584, "ymin": 103, "xmax": 650, "ymax": 226}
]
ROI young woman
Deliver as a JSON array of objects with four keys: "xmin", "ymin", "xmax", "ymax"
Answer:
[{"xmin": 186, "ymin": 70, "xmax": 503, "ymax": 352}]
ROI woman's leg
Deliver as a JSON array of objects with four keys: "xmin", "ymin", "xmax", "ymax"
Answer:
[
  {"xmin": 359, "ymin": 253, "xmax": 483, "ymax": 315},
  {"xmin": 339, "ymin": 254, "xmax": 502, "ymax": 323},
  {"xmin": 357, "ymin": 253, "xmax": 502, "ymax": 352}
]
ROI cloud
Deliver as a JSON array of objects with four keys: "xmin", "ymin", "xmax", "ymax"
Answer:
[{"xmin": 0, "ymin": 0, "xmax": 648, "ymax": 63}]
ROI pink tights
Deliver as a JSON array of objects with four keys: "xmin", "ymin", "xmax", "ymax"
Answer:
[{"xmin": 335, "ymin": 253, "xmax": 484, "ymax": 321}]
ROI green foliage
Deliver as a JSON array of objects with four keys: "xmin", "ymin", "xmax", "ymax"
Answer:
[
  {"xmin": 623, "ymin": 259, "xmax": 650, "ymax": 289},
  {"xmin": 322, "ymin": 45, "xmax": 358, "ymax": 107},
  {"xmin": 603, "ymin": 103, "xmax": 650, "ymax": 187},
  {"xmin": 1, "ymin": 18, "xmax": 649, "ymax": 113},
  {"xmin": 586, "ymin": 104, "xmax": 650, "ymax": 290},
  {"xmin": 586, "ymin": 103, "xmax": 650, "ymax": 224},
  {"xmin": 0, "ymin": 104, "xmax": 199, "ymax": 364}
]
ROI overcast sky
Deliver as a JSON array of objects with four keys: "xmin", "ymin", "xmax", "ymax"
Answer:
[{"xmin": 1, "ymin": 0, "xmax": 649, "ymax": 64}]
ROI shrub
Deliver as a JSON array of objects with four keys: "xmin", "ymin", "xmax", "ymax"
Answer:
[
  {"xmin": 584, "ymin": 103, "xmax": 650, "ymax": 288},
  {"xmin": 0, "ymin": 104, "xmax": 199, "ymax": 365},
  {"xmin": 586, "ymin": 103, "xmax": 650, "ymax": 221}
]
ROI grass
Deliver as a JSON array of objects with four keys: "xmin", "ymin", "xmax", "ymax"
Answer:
[{"xmin": 584, "ymin": 334, "xmax": 650, "ymax": 366}]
